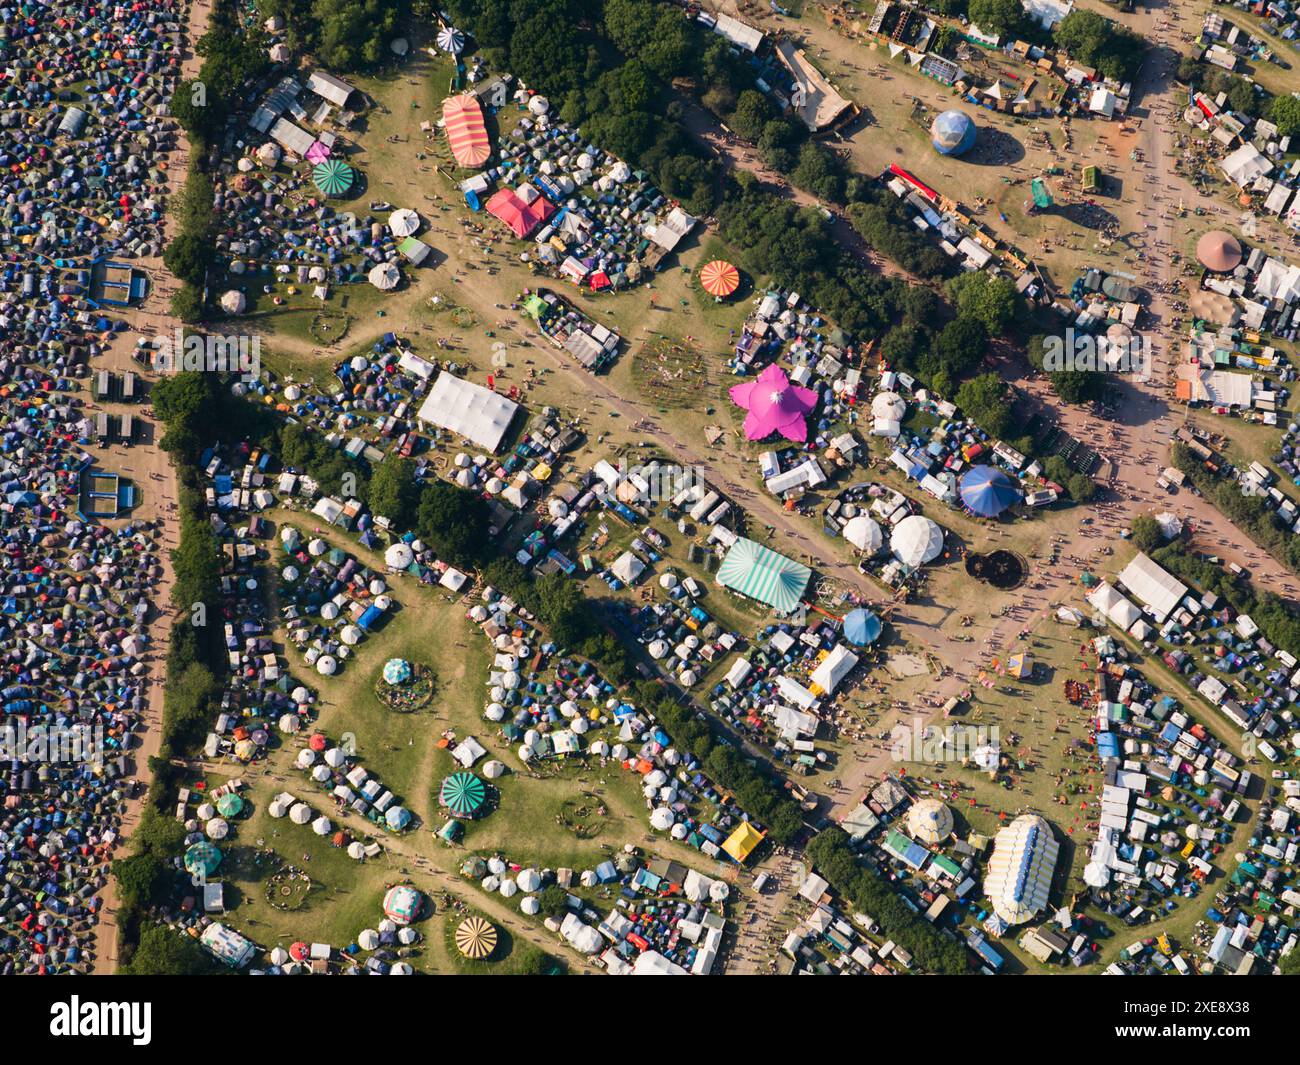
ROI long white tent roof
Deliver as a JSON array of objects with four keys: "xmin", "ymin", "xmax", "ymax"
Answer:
[
  {"xmin": 417, "ymin": 372, "xmax": 519, "ymax": 453},
  {"xmin": 1118, "ymin": 552, "xmax": 1188, "ymax": 623}
]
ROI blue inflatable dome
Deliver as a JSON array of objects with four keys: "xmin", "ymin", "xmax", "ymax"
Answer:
[{"xmin": 930, "ymin": 109, "xmax": 977, "ymax": 156}]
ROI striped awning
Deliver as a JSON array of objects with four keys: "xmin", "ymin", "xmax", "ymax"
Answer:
[
  {"xmin": 443, "ymin": 94, "xmax": 490, "ymax": 168},
  {"xmin": 716, "ymin": 537, "xmax": 811, "ymax": 614}
]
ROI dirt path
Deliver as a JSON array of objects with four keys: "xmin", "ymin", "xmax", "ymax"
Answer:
[{"xmin": 90, "ymin": 0, "xmax": 212, "ymax": 975}]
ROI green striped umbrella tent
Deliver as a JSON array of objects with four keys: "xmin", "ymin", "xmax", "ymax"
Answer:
[
  {"xmin": 312, "ymin": 160, "xmax": 355, "ymax": 197},
  {"xmin": 716, "ymin": 537, "xmax": 811, "ymax": 614},
  {"xmin": 440, "ymin": 772, "xmax": 486, "ymax": 817},
  {"xmin": 184, "ymin": 841, "xmax": 222, "ymax": 877},
  {"xmin": 216, "ymin": 793, "xmax": 245, "ymax": 818}
]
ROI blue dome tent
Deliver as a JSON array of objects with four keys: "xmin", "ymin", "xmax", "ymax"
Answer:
[
  {"xmin": 959, "ymin": 466, "xmax": 1020, "ymax": 517},
  {"xmin": 842, "ymin": 608, "xmax": 883, "ymax": 646},
  {"xmin": 930, "ymin": 109, "xmax": 977, "ymax": 156}
]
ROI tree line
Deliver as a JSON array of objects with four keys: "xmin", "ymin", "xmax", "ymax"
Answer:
[{"xmin": 805, "ymin": 827, "xmax": 969, "ymax": 974}]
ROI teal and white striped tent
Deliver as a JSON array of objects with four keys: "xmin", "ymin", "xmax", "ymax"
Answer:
[{"xmin": 716, "ymin": 537, "xmax": 811, "ymax": 614}]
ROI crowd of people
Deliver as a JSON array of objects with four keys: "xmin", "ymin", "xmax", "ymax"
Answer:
[{"xmin": 0, "ymin": 0, "xmax": 183, "ymax": 972}]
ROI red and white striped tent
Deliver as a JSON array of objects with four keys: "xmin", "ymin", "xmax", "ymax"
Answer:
[{"xmin": 442, "ymin": 94, "xmax": 490, "ymax": 169}]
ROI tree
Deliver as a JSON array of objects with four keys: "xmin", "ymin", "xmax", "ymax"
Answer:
[
  {"xmin": 509, "ymin": 6, "xmax": 589, "ymax": 100},
  {"xmin": 581, "ymin": 631, "xmax": 630, "ymax": 684},
  {"xmin": 1049, "ymin": 368, "xmax": 1104, "ymax": 404},
  {"xmin": 931, "ymin": 24, "xmax": 962, "ymax": 57},
  {"xmin": 415, "ymin": 480, "xmax": 489, "ymax": 566},
  {"xmin": 172, "ymin": 80, "xmax": 226, "ymax": 142},
  {"xmin": 616, "ymin": 60, "xmax": 654, "ymax": 113},
  {"xmin": 936, "ymin": 315, "xmax": 988, "ymax": 377},
  {"xmin": 969, "ymin": 0, "xmax": 1023, "ymax": 37},
  {"xmin": 512, "ymin": 944, "xmax": 563, "ymax": 975},
  {"xmin": 1043, "ymin": 456, "xmax": 1073, "ymax": 486},
  {"xmin": 880, "ymin": 321, "xmax": 926, "ymax": 370},
  {"xmin": 1053, "ymin": 10, "xmax": 1145, "ymax": 82},
  {"xmin": 604, "ymin": 0, "xmax": 660, "ymax": 61},
  {"xmin": 163, "ymin": 231, "xmax": 212, "ymax": 287},
  {"xmin": 701, "ymin": 83, "xmax": 738, "ymax": 115},
  {"xmin": 169, "ymin": 284, "xmax": 205, "ymax": 324},
  {"xmin": 534, "ymin": 572, "xmax": 592, "ymax": 648},
  {"xmin": 133, "ymin": 803, "xmax": 187, "ymax": 856},
  {"xmin": 759, "ymin": 118, "xmax": 801, "ymax": 173},
  {"xmin": 946, "ymin": 273, "xmax": 1020, "ymax": 335},
  {"xmin": 367, "ymin": 455, "xmax": 419, "ymax": 529},
  {"xmin": 163, "ymin": 659, "xmax": 220, "ymax": 746},
  {"xmin": 152, "ymin": 371, "xmax": 219, "ymax": 455},
  {"xmin": 640, "ymin": 9, "xmax": 693, "ymax": 80},
  {"xmin": 792, "ymin": 141, "xmax": 845, "ymax": 203},
  {"xmin": 729, "ymin": 89, "xmax": 775, "ymax": 142},
  {"xmin": 956, "ymin": 372, "xmax": 1014, "ymax": 438},
  {"xmin": 537, "ymin": 885, "xmax": 570, "ymax": 919},
  {"xmin": 310, "ymin": 0, "xmax": 408, "ymax": 71},
  {"xmin": 1129, "ymin": 513, "xmax": 1164, "ymax": 553},
  {"xmin": 1068, "ymin": 473, "xmax": 1100, "ymax": 502},
  {"xmin": 1223, "ymin": 77, "xmax": 1258, "ymax": 118},
  {"xmin": 121, "ymin": 924, "xmax": 215, "ymax": 975},
  {"xmin": 111, "ymin": 853, "xmax": 170, "ymax": 910},
  {"xmin": 1053, "ymin": 9, "xmax": 1108, "ymax": 57},
  {"xmin": 1271, "ymin": 94, "xmax": 1300, "ymax": 138}
]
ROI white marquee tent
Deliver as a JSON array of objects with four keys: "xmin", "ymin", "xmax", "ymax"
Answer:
[{"xmin": 417, "ymin": 372, "xmax": 520, "ymax": 453}]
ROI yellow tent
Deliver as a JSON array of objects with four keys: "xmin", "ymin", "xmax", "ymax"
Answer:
[{"xmin": 721, "ymin": 821, "xmax": 765, "ymax": 864}]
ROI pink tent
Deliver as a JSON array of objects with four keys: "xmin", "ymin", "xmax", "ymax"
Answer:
[
  {"xmin": 305, "ymin": 141, "xmax": 331, "ymax": 164},
  {"xmin": 729, "ymin": 363, "xmax": 818, "ymax": 442},
  {"xmin": 486, "ymin": 188, "xmax": 554, "ymax": 239}
]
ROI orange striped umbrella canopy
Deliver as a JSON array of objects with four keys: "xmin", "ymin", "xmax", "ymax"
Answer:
[
  {"xmin": 442, "ymin": 94, "xmax": 490, "ymax": 168},
  {"xmin": 700, "ymin": 259, "xmax": 740, "ymax": 298}
]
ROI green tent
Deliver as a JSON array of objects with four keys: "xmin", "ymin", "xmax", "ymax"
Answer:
[
  {"xmin": 216, "ymin": 794, "xmax": 244, "ymax": 818},
  {"xmin": 440, "ymin": 772, "xmax": 486, "ymax": 817},
  {"xmin": 716, "ymin": 537, "xmax": 811, "ymax": 614},
  {"xmin": 522, "ymin": 294, "xmax": 549, "ymax": 321},
  {"xmin": 312, "ymin": 159, "xmax": 355, "ymax": 197},
  {"xmin": 184, "ymin": 841, "xmax": 222, "ymax": 877}
]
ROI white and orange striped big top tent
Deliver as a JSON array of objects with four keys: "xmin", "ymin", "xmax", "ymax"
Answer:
[{"xmin": 442, "ymin": 93, "xmax": 490, "ymax": 169}]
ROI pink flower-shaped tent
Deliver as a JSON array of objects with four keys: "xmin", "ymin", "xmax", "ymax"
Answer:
[{"xmin": 729, "ymin": 363, "xmax": 818, "ymax": 442}]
